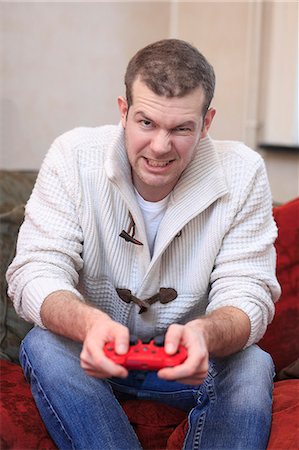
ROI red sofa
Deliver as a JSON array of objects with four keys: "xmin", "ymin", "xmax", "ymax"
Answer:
[{"xmin": 0, "ymin": 189, "xmax": 298, "ymax": 449}]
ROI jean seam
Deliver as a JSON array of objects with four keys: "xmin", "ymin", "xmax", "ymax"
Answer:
[
  {"xmin": 183, "ymin": 409, "xmax": 206, "ymax": 450},
  {"xmin": 182, "ymin": 374, "xmax": 216, "ymax": 450},
  {"xmin": 20, "ymin": 343, "xmax": 74, "ymax": 449},
  {"xmin": 205, "ymin": 377, "xmax": 216, "ymax": 404}
]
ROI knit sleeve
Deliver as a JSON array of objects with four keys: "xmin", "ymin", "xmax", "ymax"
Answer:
[
  {"xmin": 206, "ymin": 158, "xmax": 281, "ymax": 347},
  {"xmin": 6, "ymin": 134, "xmax": 85, "ymax": 328}
]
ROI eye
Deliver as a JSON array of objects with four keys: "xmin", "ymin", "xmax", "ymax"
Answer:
[
  {"xmin": 173, "ymin": 126, "xmax": 192, "ymax": 134},
  {"xmin": 140, "ymin": 119, "xmax": 153, "ymax": 128}
]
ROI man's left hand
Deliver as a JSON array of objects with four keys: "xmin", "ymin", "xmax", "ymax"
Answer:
[{"xmin": 157, "ymin": 321, "xmax": 209, "ymax": 385}]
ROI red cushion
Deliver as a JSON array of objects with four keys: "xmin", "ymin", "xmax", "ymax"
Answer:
[
  {"xmin": 122, "ymin": 399, "xmax": 187, "ymax": 450},
  {"xmin": 274, "ymin": 198, "xmax": 299, "ymax": 296},
  {"xmin": 1, "ymin": 360, "xmax": 299, "ymax": 450},
  {"xmin": 267, "ymin": 380, "xmax": 299, "ymax": 450},
  {"xmin": 259, "ymin": 198, "xmax": 299, "ymax": 373},
  {"xmin": 0, "ymin": 359, "xmax": 56, "ymax": 449}
]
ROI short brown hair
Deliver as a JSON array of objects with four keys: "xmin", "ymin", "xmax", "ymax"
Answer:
[{"xmin": 124, "ymin": 39, "xmax": 216, "ymax": 113}]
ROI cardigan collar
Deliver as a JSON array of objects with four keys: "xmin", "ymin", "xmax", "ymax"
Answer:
[{"xmin": 104, "ymin": 123, "xmax": 228, "ymax": 260}]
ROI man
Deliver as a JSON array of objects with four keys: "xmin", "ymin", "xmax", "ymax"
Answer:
[{"xmin": 7, "ymin": 39, "xmax": 280, "ymax": 449}]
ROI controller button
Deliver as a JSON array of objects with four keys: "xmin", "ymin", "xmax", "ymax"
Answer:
[
  {"xmin": 153, "ymin": 335, "xmax": 165, "ymax": 347},
  {"xmin": 129, "ymin": 335, "xmax": 138, "ymax": 345}
]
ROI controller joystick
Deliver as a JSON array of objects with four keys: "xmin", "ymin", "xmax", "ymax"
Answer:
[{"xmin": 104, "ymin": 336, "xmax": 187, "ymax": 371}]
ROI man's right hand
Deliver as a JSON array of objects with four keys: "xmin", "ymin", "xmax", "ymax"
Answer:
[
  {"xmin": 80, "ymin": 315, "xmax": 130, "ymax": 379},
  {"xmin": 40, "ymin": 290, "xmax": 130, "ymax": 379}
]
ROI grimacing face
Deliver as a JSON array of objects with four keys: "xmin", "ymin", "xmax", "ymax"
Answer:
[{"xmin": 118, "ymin": 78, "xmax": 216, "ymax": 202}]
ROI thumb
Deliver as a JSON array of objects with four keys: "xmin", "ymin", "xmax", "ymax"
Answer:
[
  {"xmin": 164, "ymin": 324, "xmax": 184, "ymax": 355},
  {"xmin": 114, "ymin": 327, "xmax": 130, "ymax": 355}
]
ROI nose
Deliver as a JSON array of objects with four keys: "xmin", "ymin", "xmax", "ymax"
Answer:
[{"xmin": 150, "ymin": 130, "xmax": 172, "ymax": 155}]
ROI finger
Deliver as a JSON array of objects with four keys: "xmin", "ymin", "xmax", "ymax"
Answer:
[
  {"xmin": 158, "ymin": 360, "xmax": 208, "ymax": 378},
  {"xmin": 157, "ymin": 344, "xmax": 208, "ymax": 382},
  {"xmin": 158, "ymin": 360, "xmax": 208, "ymax": 385},
  {"xmin": 80, "ymin": 360, "xmax": 108, "ymax": 378},
  {"xmin": 164, "ymin": 324, "xmax": 184, "ymax": 354},
  {"xmin": 157, "ymin": 363, "xmax": 208, "ymax": 384},
  {"xmin": 81, "ymin": 354, "xmax": 128, "ymax": 378},
  {"xmin": 114, "ymin": 327, "xmax": 130, "ymax": 355},
  {"xmin": 82, "ymin": 364, "xmax": 128, "ymax": 379},
  {"xmin": 158, "ymin": 360, "xmax": 208, "ymax": 380},
  {"xmin": 80, "ymin": 346, "xmax": 128, "ymax": 378}
]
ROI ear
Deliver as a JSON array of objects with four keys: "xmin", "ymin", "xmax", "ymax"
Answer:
[
  {"xmin": 118, "ymin": 96, "xmax": 128, "ymax": 128},
  {"xmin": 201, "ymin": 108, "xmax": 216, "ymax": 138}
]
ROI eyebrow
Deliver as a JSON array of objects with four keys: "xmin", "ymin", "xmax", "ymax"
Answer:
[
  {"xmin": 134, "ymin": 111, "xmax": 196, "ymax": 129},
  {"xmin": 134, "ymin": 111, "xmax": 151, "ymax": 120},
  {"xmin": 172, "ymin": 121, "xmax": 196, "ymax": 128}
]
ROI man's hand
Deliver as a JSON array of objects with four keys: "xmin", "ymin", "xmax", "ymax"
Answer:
[
  {"xmin": 80, "ymin": 316, "xmax": 130, "ymax": 379},
  {"xmin": 158, "ymin": 306, "xmax": 250, "ymax": 385},
  {"xmin": 41, "ymin": 290, "xmax": 130, "ymax": 379},
  {"xmin": 157, "ymin": 322, "xmax": 209, "ymax": 385}
]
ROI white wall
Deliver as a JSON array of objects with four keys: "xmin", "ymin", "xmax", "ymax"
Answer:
[
  {"xmin": 1, "ymin": 2, "xmax": 171, "ymax": 169},
  {"xmin": 1, "ymin": 1, "xmax": 298, "ymax": 203},
  {"xmin": 257, "ymin": 1, "xmax": 299, "ymax": 204},
  {"xmin": 258, "ymin": 1, "xmax": 298, "ymax": 145}
]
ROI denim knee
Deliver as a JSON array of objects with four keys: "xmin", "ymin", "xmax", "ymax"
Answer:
[
  {"xmin": 214, "ymin": 345, "xmax": 275, "ymax": 401},
  {"xmin": 183, "ymin": 345, "xmax": 275, "ymax": 450},
  {"xmin": 19, "ymin": 327, "xmax": 142, "ymax": 450}
]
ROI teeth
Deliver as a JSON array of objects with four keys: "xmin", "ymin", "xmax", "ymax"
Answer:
[{"xmin": 147, "ymin": 159, "xmax": 170, "ymax": 167}]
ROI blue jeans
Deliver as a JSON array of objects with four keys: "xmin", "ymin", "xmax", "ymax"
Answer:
[{"xmin": 20, "ymin": 327, "xmax": 275, "ymax": 450}]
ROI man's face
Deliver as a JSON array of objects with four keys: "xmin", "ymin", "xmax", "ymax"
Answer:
[{"xmin": 118, "ymin": 78, "xmax": 215, "ymax": 202}]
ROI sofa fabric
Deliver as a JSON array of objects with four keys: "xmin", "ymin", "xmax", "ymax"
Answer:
[
  {"xmin": 258, "ymin": 198, "xmax": 299, "ymax": 375},
  {"xmin": 0, "ymin": 171, "xmax": 36, "ymax": 363},
  {"xmin": 0, "ymin": 359, "xmax": 56, "ymax": 450},
  {"xmin": 0, "ymin": 170, "xmax": 298, "ymax": 449}
]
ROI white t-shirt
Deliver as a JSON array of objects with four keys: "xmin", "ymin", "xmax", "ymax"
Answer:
[{"xmin": 135, "ymin": 189, "xmax": 170, "ymax": 256}]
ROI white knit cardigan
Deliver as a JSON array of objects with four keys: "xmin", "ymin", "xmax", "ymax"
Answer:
[{"xmin": 7, "ymin": 124, "xmax": 281, "ymax": 346}]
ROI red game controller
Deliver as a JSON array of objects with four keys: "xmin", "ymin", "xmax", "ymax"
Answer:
[{"xmin": 104, "ymin": 335, "xmax": 187, "ymax": 371}]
